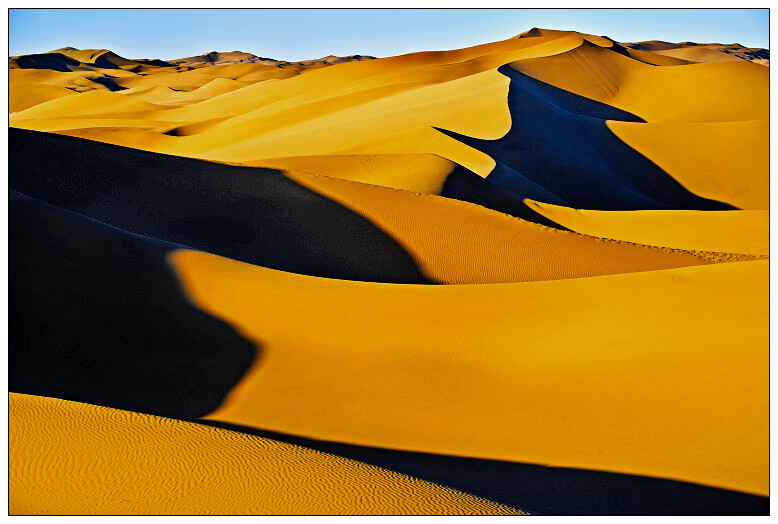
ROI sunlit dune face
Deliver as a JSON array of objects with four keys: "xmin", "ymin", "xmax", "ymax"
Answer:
[
  {"xmin": 10, "ymin": 393, "xmax": 526, "ymax": 515},
  {"xmin": 8, "ymin": 24, "xmax": 769, "ymax": 516},
  {"xmin": 171, "ymin": 249, "xmax": 767, "ymax": 497}
]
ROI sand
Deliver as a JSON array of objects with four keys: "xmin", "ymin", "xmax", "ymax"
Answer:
[
  {"xmin": 8, "ymin": 26, "xmax": 768, "ymax": 515},
  {"xmin": 170, "ymin": 250, "xmax": 767, "ymax": 497},
  {"xmin": 526, "ymin": 200, "xmax": 769, "ymax": 256},
  {"xmin": 10, "ymin": 393, "xmax": 526, "ymax": 515}
]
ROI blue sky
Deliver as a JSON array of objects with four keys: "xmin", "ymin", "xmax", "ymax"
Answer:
[{"xmin": 9, "ymin": 9, "xmax": 769, "ymax": 61}]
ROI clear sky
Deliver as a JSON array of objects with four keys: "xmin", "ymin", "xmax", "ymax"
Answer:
[{"xmin": 9, "ymin": 8, "xmax": 769, "ymax": 61}]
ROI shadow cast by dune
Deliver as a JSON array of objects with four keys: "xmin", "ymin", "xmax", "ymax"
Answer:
[
  {"xmin": 9, "ymin": 191, "xmax": 259, "ymax": 420},
  {"xmin": 440, "ymin": 163, "xmax": 569, "ymax": 229},
  {"xmin": 10, "ymin": 52, "xmax": 81, "ymax": 72},
  {"xmin": 437, "ymin": 65, "xmax": 734, "ymax": 211},
  {"xmin": 88, "ymin": 75, "xmax": 128, "ymax": 92},
  {"xmin": 194, "ymin": 420, "xmax": 768, "ymax": 516},
  {"xmin": 9, "ymin": 128, "xmax": 433, "ymax": 284}
]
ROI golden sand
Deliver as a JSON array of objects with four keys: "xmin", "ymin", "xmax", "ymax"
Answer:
[
  {"xmin": 526, "ymin": 200, "xmax": 769, "ymax": 256},
  {"xmin": 283, "ymin": 169, "xmax": 726, "ymax": 284},
  {"xmin": 10, "ymin": 393, "xmax": 525, "ymax": 515},
  {"xmin": 9, "ymin": 27, "xmax": 769, "ymax": 514},
  {"xmin": 170, "ymin": 250, "xmax": 767, "ymax": 496}
]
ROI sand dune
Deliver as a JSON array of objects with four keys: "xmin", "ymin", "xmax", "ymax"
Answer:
[
  {"xmin": 169, "ymin": 50, "xmax": 375, "ymax": 67},
  {"xmin": 8, "ymin": 25, "xmax": 768, "ymax": 515},
  {"xmin": 526, "ymin": 200, "xmax": 769, "ymax": 256},
  {"xmin": 169, "ymin": 250, "xmax": 767, "ymax": 497},
  {"xmin": 284, "ymin": 169, "xmax": 750, "ymax": 284},
  {"xmin": 10, "ymin": 393, "xmax": 525, "ymax": 515},
  {"xmin": 9, "ymin": 83, "xmax": 75, "ymax": 113},
  {"xmin": 607, "ymin": 119, "xmax": 768, "ymax": 210},
  {"xmin": 13, "ymin": 128, "xmax": 758, "ymax": 288},
  {"xmin": 9, "ymin": 128, "xmax": 431, "ymax": 284},
  {"xmin": 622, "ymin": 40, "xmax": 769, "ymax": 65},
  {"xmin": 10, "ymin": 191, "xmax": 257, "ymax": 419},
  {"xmin": 9, "ymin": 34, "xmax": 767, "ymax": 205},
  {"xmin": 511, "ymin": 40, "xmax": 768, "ymax": 123}
]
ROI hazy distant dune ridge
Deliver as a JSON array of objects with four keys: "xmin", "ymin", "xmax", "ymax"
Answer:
[{"xmin": 8, "ymin": 27, "xmax": 768, "ymax": 516}]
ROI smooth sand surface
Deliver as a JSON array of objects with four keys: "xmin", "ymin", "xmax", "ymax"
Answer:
[
  {"xmin": 511, "ymin": 41, "xmax": 768, "ymax": 123},
  {"xmin": 253, "ymin": 153, "xmax": 457, "ymax": 193},
  {"xmin": 526, "ymin": 200, "xmax": 769, "ymax": 256},
  {"xmin": 10, "ymin": 393, "xmax": 525, "ymax": 515},
  {"xmin": 169, "ymin": 250, "xmax": 767, "ymax": 497},
  {"xmin": 9, "ymin": 83, "xmax": 76, "ymax": 113},
  {"xmin": 284, "ymin": 169, "xmax": 744, "ymax": 284},
  {"xmin": 622, "ymin": 40, "xmax": 769, "ymax": 65},
  {"xmin": 607, "ymin": 120, "xmax": 768, "ymax": 210}
]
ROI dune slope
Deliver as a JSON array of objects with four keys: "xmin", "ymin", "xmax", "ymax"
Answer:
[
  {"xmin": 10, "ymin": 393, "xmax": 525, "ymax": 515},
  {"xmin": 169, "ymin": 250, "xmax": 768, "ymax": 497}
]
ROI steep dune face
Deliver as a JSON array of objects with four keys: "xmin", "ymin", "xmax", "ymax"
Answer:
[
  {"xmin": 438, "ymin": 64, "xmax": 735, "ymax": 211},
  {"xmin": 8, "ymin": 27, "xmax": 768, "ymax": 515}
]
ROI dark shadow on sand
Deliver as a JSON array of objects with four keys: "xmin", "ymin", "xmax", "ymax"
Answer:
[
  {"xmin": 9, "ymin": 128, "xmax": 433, "ymax": 284},
  {"xmin": 9, "ymin": 191, "xmax": 258, "ymax": 420},
  {"xmin": 10, "ymin": 52, "xmax": 82, "ymax": 72},
  {"xmin": 437, "ymin": 65, "xmax": 734, "ymax": 211},
  {"xmin": 193, "ymin": 420, "xmax": 769, "ymax": 516},
  {"xmin": 440, "ymin": 163, "xmax": 569, "ymax": 229}
]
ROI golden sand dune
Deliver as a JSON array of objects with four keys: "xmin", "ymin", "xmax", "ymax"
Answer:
[
  {"xmin": 255, "ymin": 153, "xmax": 457, "ymax": 193},
  {"xmin": 9, "ymin": 82, "xmax": 75, "ymax": 113},
  {"xmin": 168, "ymin": 250, "xmax": 767, "ymax": 497},
  {"xmin": 511, "ymin": 41, "xmax": 768, "ymax": 123},
  {"xmin": 607, "ymin": 119, "xmax": 768, "ymax": 210},
  {"xmin": 8, "ymin": 25, "xmax": 769, "ymax": 515},
  {"xmin": 653, "ymin": 46, "xmax": 747, "ymax": 63},
  {"xmin": 526, "ymin": 200, "xmax": 769, "ymax": 256},
  {"xmin": 622, "ymin": 40, "xmax": 769, "ymax": 65},
  {"xmin": 10, "ymin": 393, "xmax": 524, "ymax": 515},
  {"xmin": 284, "ymin": 169, "xmax": 749, "ymax": 284},
  {"xmin": 13, "ymin": 89, "xmax": 175, "ymax": 118},
  {"xmin": 170, "ymin": 50, "xmax": 375, "ymax": 67},
  {"xmin": 9, "ymin": 32, "xmax": 767, "ymax": 207},
  {"xmin": 170, "ymin": 50, "xmax": 278, "ymax": 66},
  {"xmin": 10, "ymin": 35, "xmax": 588, "ymax": 172}
]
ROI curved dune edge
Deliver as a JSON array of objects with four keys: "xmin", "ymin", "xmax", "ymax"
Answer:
[
  {"xmin": 607, "ymin": 120, "xmax": 768, "ymax": 210},
  {"xmin": 251, "ymin": 153, "xmax": 456, "ymax": 194},
  {"xmin": 9, "ymin": 393, "xmax": 526, "ymax": 515},
  {"xmin": 525, "ymin": 200, "xmax": 769, "ymax": 255},
  {"xmin": 653, "ymin": 46, "xmax": 749, "ymax": 63},
  {"xmin": 8, "ymin": 34, "xmax": 588, "ymax": 176},
  {"xmin": 510, "ymin": 41, "xmax": 768, "ymax": 123},
  {"xmin": 168, "ymin": 249, "xmax": 767, "ymax": 496},
  {"xmin": 9, "ymin": 83, "xmax": 76, "ymax": 113},
  {"xmin": 283, "ymin": 169, "xmax": 760, "ymax": 284}
]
